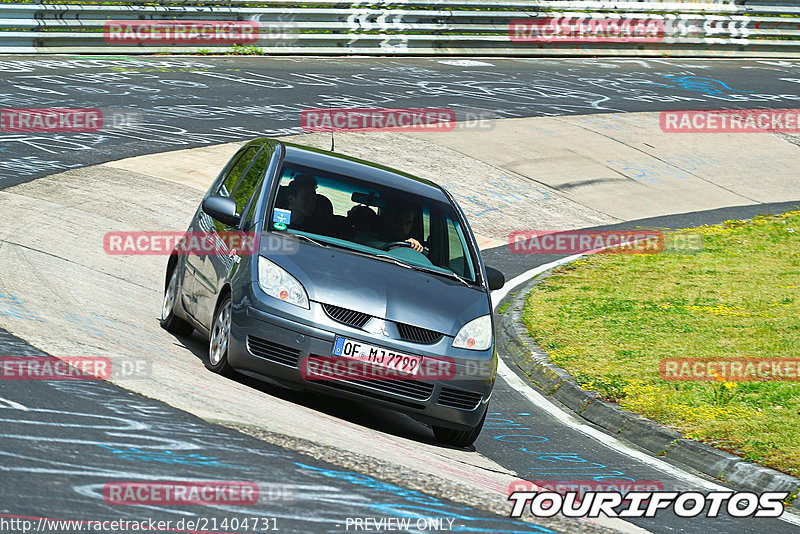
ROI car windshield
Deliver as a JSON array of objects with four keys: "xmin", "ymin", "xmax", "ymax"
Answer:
[{"xmin": 267, "ymin": 161, "xmax": 477, "ymax": 283}]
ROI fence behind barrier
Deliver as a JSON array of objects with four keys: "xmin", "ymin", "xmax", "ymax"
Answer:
[{"xmin": 0, "ymin": 1, "xmax": 798, "ymax": 56}]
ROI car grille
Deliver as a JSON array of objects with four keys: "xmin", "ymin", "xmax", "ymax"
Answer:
[
  {"xmin": 319, "ymin": 381, "xmax": 428, "ymax": 410},
  {"xmin": 306, "ymin": 355, "xmax": 434, "ymax": 401},
  {"xmin": 438, "ymin": 387, "xmax": 483, "ymax": 410},
  {"xmin": 327, "ymin": 377, "xmax": 433, "ymax": 401},
  {"xmin": 397, "ymin": 323, "xmax": 443, "ymax": 344},
  {"xmin": 322, "ymin": 304, "xmax": 371, "ymax": 329},
  {"xmin": 349, "ymin": 379, "xmax": 435, "ymax": 401},
  {"xmin": 247, "ymin": 336, "xmax": 301, "ymax": 367}
]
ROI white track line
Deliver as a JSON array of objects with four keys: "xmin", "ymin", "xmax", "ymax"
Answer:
[{"xmin": 490, "ymin": 257, "xmax": 800, "ymax": 527}]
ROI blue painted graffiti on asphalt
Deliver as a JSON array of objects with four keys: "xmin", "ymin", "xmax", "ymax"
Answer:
[
  {"xmin": 487, "ymin": 413, "xmax": 634, "ymax": 482},
  {"xmin": 296, "ymin": 463, "xmax": 558, "ymax": 533},
  {"xmin": 662, "ymin": 75, "xmax": 754, "ymax": 95},
  {"xmin": 448, "ymin": 175, "xmax": 550, "ymax": 218},
  {"xmin": 96, "ymin": 445, "xmax": 247, "ymax": 469},
  {"xmin": 0, "ymin": 292, "xmax": 44, "ymax": 322}
]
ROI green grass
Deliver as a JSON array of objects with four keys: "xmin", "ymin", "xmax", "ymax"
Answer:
[
  {"xmin": 230, "ymin": 44, "xmax": 266, "ymax": 55},
  {"xmin": 522, "ymin": 210, "xmax": 800, "ymax": 476}
]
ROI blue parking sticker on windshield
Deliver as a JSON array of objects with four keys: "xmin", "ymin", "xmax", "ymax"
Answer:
[
  {"xmin": 273, "ymin": 208, "xmax": 292, "ymax": 225},
  {"xmin": 333, "ymin": 336, "xmax": 345, "ymax": 356}
]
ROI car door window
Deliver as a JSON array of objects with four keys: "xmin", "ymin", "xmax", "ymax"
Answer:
[
  {"xmin": 446, "ymin": 216, "xmax": 475, "ymax": 280},
  {"xmin": 217, "ymin": 145, "xmax": 260, "ymax": 199},
  {"xmin": 238, "ymin": 146, "xmax": 276, "ymax": 229},
  {"xmin": 204, "ymin": 145, "xmax": 261, "ymax": 232},
  {"xmin": 232, "ymin": 147, "xmax": 271, "ymax": 215}
]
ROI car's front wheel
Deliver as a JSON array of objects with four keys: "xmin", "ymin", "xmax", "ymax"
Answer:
[
  {"xmin": 432, "ymin": 408, "xmax": 487, "ymax": 448},
  {"xmin": 206, "ymin": 296, "xmax": 235, "ymax": 376},
  {"xmin": 160, "ymin": 269, "xmax": 194, "ymax": 336}
]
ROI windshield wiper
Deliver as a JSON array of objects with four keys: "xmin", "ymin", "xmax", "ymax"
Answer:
[
  {"xmin": 289, "ymin": 233, "xmax": 328, "ymax": 248},
  {"xmin": 374, "ymin": 255, "xmax": 473, "ymax": 287},
  {"xmin": 374, "ymin": 254, "xmax": 414, "ymax": 269},
  {"xmin": 415, "ymin": 264, "xmax": 472, "ymax": 287}
]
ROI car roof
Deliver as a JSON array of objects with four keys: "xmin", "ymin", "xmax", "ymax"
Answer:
[{"xmin": 273, "ymin": 140, "xmax": 452, "ymax": 203}]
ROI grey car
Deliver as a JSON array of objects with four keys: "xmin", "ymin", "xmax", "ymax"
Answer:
[{"xmin": 160, "ymin": 138, "xmax": 505, "ymax": 447}]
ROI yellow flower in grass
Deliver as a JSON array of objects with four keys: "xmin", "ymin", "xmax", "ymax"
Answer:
[
  {"xmin": 691, "ymin": 225, "xmax": 733, "ymax": 236},
  {"xmin": 549, "ymin": 346, "xmax": 580, "ymax": 364},
  {"xmin": 685, "ymin": 304, "xmax": 750, "ymax": 317},
  {"xmin": 708, "ymin": 368, "xmax": 726, "ymax": 383},
  {"xmin": 620, "ymin": 380, "xmax": 666, "ymax": 413}
]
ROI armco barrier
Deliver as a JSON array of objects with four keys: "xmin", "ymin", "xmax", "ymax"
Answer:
[{"xmin": 0, "ymin": 1, "xmax": 798, "ymax": 56}]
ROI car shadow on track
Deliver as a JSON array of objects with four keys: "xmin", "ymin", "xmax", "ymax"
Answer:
[{"xmin": 168, "ymin": 328, "xmax": 472, "ymax": 450}]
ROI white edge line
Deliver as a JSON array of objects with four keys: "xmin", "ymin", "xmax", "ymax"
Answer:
[{"xmin": 490, "ymin": 255, "xmax": 800, "ymax": 527}]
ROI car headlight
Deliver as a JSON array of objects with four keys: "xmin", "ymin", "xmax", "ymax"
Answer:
[
  {"xmin": 452, "ymin": 315, "xmax": 492, "ymax": 351},
  {"xmin": 258, "ymin": 256, "xmax": 309, "ymax": 309}
]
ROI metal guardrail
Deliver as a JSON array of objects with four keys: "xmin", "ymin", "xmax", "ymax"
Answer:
[{"xmin": 0, "ymin": 1, "xmax": 798, "ymax": 56}]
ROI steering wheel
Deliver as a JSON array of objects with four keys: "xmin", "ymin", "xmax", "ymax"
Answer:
[{"xmin": 381, "ymin": 241, "xmax": 414, "ymax": 250}]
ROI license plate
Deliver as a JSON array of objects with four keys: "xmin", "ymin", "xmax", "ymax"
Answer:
[{"xmin": 332, "ymin": 337, "xmax": 422, "ymax": 377}]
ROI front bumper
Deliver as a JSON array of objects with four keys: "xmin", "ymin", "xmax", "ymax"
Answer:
[{"xmin": 227, "ymin": 299, "xmax": 495, "ymax": 430}]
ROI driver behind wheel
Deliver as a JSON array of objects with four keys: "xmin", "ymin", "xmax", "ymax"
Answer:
[{"xmin": 359, "ymin": 202, "xmax": 423, "ymax": 252}]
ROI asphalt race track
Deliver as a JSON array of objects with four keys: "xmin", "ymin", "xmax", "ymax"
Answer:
[
  {"xmin": 1, "ymin": 56, "xmax": 800, "ymax": 534},
  {"xmin": 0, "ymin": 329, "xmax": 562, "ymax": 534},
  {"xmin": 2, "ymin": 56, "xmax": 800, "ymax": 189}
]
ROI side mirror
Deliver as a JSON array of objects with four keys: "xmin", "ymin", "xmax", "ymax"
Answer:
[
  {"xmin": 485, "ymin": 265, "xmax": 505, "ymax": 291},
  {"xmin": 202, "ymin": 195, "xmax": 240, "ymax": 227}
]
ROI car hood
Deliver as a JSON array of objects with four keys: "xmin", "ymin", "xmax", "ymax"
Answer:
[{"xmin": 263, "ymin": 239, "xmax": 489, "ymax": 336}]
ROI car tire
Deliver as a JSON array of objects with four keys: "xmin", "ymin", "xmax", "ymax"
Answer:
[
  {"xmin": 432, "ymin": 408, "xmax": 487, "ymax": 448},
  {"xmin": 160, "ymin": 269, "xmax": 194, "ymax": 336},
  {"xmin": 206, "ymin": 295, "xmax": 235, "ymax": 377}
]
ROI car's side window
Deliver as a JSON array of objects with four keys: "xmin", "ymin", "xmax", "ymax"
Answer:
[
  {"xmin": 205, "ymin": 146, "xmax": 247, "ymax": 198},
  {"xmin": 232, "ymin": 148, "xmax": 271, "ymax": 214},
  {"xmin": 446, "ymin": 216, "xmax": 474, "ymax": 279},
  {"xmin": 237, "ymin": 146, "xmax": 276, "ymax": 229},
  {"xmin": 421, "ymin": 207, "xmax": 432, "ymax": 246},
  {"xmin": 217, "ymin": 145, "xmax": 260, "ymax": 199}
]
